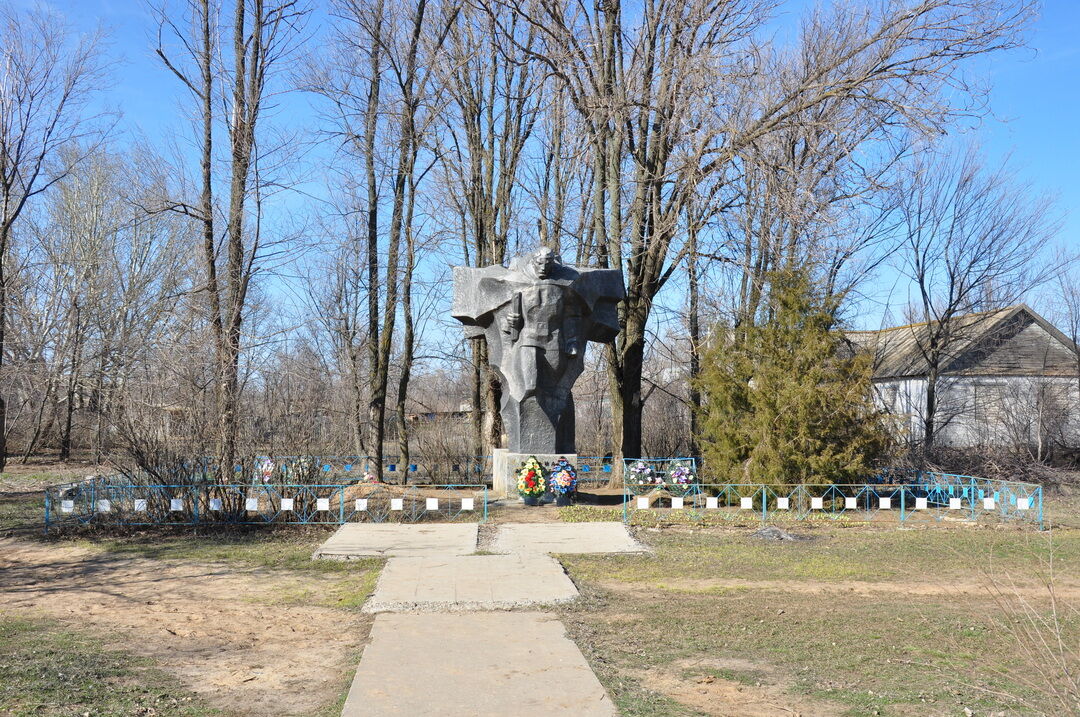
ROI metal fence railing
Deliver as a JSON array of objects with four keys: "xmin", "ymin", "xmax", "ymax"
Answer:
[
  {"xmin": 574, "ymin": 456, "xmax": 616, "ymax": 487},
  {"xmin": 621, "ymin": 473, "xmax": 1043, "ymax": 529},
  {"xmin": 44, "ymin": 480, "xmax": 487, "ymax": 532}
]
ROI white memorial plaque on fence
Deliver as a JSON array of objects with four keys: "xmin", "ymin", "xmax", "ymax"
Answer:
[
  {"xmin": 1018, "ymin": 498, "xmax": 1030, "ymax": 511},
  {"xmin": 740, "ymin": 496, "xmax": 753, "ymax": 510},
  {"xmin": 915, "ymin": 497, "xmax": 927, "ymax": 510},
  {"xmin": 61, "ymin": 500, "xmax": 74, "ymax": 513},
  {"xmin": 245, "ymin": 498, "xmax": 258, "ymax": 511},
  {"xmin": 706, "ymin": 496, "xmax": 718, "ymax": 510},
  {"xmin": 777, "ymin": 497, "xmax": 789, "ymax": 510},
  {"xmin": 811, "ymin": 496, "xmax": 823, "ymax": 510},
  {"xmin": 391, "ymin": 498, "xmax": 403, "ymax": 511},
  {"xmin": 637, "ymin": 497, "xmax": 650, "ymax": 510},
  {"xmin": 983, "ymin": 497, "xmax": 996, "ymax": 510},
  {"xmin": 671, "ymin": 496, "xmax": 684, "ymax": 510},
  {"xmin": 170, "ymin": 498, "xmax": 183, "ymax": 512},
  {"xmin": 280, "ymin": 498, "xmax": 294, "ymax": 511},
  {"xmin": 844, "ymin": 497, "xmax": 857, "ymax": 510},
  {"xmin": 355, "ymin": 498, "xmax": 368, "ymax": 511},
  {"xmin": 209, "ymin": 498, "xmax": 222, "ymax": 511},
  {"xmin": 461, "ymin": 498, "xmax": 474, "ymax": 511},
  {"xmin": 96, "ymin": 499, "xmax": 111, "ymax": 513},
  {"xmin": 949, "ymin": 498, "xmax": 962, "ymax": 510},
  {"xmin": 317, "ymin": 498, "xmax": 330, "ymax": 512},
  {"xmin": 425, "ymin": 498, "xmax": 439, "ymax": 511},
  {"xmin": 879, "ymin": 497, "xmax": 891, "ymax": 510},
  {"xmin": 134, "ymin": 499, "xmax": 147, "ymax": 512}
]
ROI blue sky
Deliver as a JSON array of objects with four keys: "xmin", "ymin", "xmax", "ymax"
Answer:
[
  {"xmin": 978, "ymin": 1, "xmax": 1079, "ymax": 244},
  {"xmin": 39, "ymin": 0, "xmax": 1080, "ymax": 332}
]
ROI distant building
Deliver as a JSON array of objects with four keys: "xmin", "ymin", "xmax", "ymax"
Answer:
[
  {"xmin": 405, "ymin": 405, "xmax": 472, "ymax": 423},
  {"xmin": 848, "ymin": 304, "xmax": 1080, "ymax": 451}
]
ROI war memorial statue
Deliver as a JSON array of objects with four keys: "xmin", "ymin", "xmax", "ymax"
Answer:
[{"xmin": 452, "ymin": 247, "xmax": 624, "ymax": 455}]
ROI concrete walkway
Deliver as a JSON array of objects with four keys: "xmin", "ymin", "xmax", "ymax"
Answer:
[
  {"xmin": 339, "ymin": 521, "xmax": 628, "ymax": 716},
  {"xmin": 492, "ymin": 521, "xmax": 645, "ymax": 554},
  {"xmin": 363, "ymin": 553, "xmax": 578, "ymax": 612},
  {"xmin": 313, "ymin": 523, "xmax": 478, "ymax": 559},
  {"xmin": 343, "ymin": 612, "xmax": 617, "ymax": 716}
]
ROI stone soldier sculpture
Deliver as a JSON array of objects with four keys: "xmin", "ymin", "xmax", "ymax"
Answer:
[{"xmin": 452, "ymin": 248, "xmax": 624, "ymax": 454}]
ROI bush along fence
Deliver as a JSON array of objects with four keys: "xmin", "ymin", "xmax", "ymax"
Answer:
[
  {"xmin": 621, "ymin": 459, "xmax": 1044, "ymax": 529},
  {"xmin": 150, "ymin": 455, "xmax": 494, "ymax": 485},
  {"xmin": 44, "ymin": 477, "xmax": 487, "ymax": 532},
  {"xmin": 126, "ymin": 454, "xmax": 626, "ymax": 488}
]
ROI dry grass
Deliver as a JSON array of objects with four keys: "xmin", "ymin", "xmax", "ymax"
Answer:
[{"xmin": 559, "ymin": 524, "xmax": 1080, "ymax": 716}]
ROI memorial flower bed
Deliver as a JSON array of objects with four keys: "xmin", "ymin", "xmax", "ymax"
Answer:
[
  {"xmin": 627, "ymin": 460, "xmax": 663, "ymax": 494},
  {"xmin": 665, "ymin": 461, "xmax": 696, "ymax": 496},
  {"xmin": 516, "ymin": 456, "xmax": 547, "ymax": 505},
  {"xmin": 548, "ymin": 458, "xmax": 577, "ymax": 506}
]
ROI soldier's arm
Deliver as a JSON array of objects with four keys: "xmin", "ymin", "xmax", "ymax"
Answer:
[{"xmin": 503, "ymin": 292, "xmax": 523, "ymax": 338}]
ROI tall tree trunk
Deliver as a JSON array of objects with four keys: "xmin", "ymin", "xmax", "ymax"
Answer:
[
  {"xmin": 216, "ymin": 0, "xmax": 256, "ymax": 481},
  {"xmin": 189, "ymin": 0, "xmax": 224, "ymax": 472},
  {"xmin": 370, "ymin": 0, "xmax": 428, "ymax": 482},
  {"xmin": 395, "ymin": 201, "xmax": 416, "ymax": 483},
  {"xmin": 349, "ymin": 343, "xmax": 366, "ymax": 456},
  {"xmin": 91, "ymin": 335, "xmax": 110, "ymax": 463},
  {"xmin": 363, "ymin": 1, "xmax": 384, "ymax": 478},
  {"xmin": 687, "ymin": 213, "xmax": 701, "ymax": 462},
  {"xmin": 924, "ymin": 366, "xmax": 938, "ymax": 450},
  {"xmin": 0, "ymin": 215, "xmax": 10, "ymax": 470},
  {"xmin": 59, "ymin": 300, "xmax": 83, "ymax": 460}
]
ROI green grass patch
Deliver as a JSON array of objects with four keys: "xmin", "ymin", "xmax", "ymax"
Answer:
[
  {"xmin": 83, "ymin": 528, "xmax": 351, "ymax": 571},
  {"xmin": 0, "ymin": 614, "xmax": 216, "ymax": 716},
  {"xmin": 0, "ymin": 492, "xmax": 42, "ymax": 533},
  {"xmin": 0, "ymin": 471, "xmax": 79, "ymax": 489},
  {"xmin": 561, "ymin": 526, "xmax": 1080, "ymax": 586},
  {"xmin": 559, "ymin": 506, "xmax": 623, "ymax": 522},
  {"xmin": 558, "ymin": 503, "xmax": 871, "ymax": 528}
]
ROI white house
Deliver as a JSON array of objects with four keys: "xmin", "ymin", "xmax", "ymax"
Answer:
[{"xmin": 848, "ymin": 305, "xmax": 1080, "ymax": 453}]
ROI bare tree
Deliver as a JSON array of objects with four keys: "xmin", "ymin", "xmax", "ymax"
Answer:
[
  {"xmin": 3, "ymin": 146, "xmax": 192, "ymax": 462},
  {"xmin": 431, "ymin": 3, "xmax": 542, "ymax": 457},
  {"xmin": 155, "ymin": 0, "xmax": 307, "ymax": 477},
  {"xmin": 0, "ymin": 6, "xmax": 110, "ymax": 468},
  {"xmin": 484, "ymin": 0, "xmax": 1035, "ymax": 474},
  {"xmin": 893, "ymin": 145, "xmax": 1061, "ymax": 448},
  {"xmin": 305, "ymin": 0, "xmax": 458, "ymax": 479},
  {"xmin": 1052, "ymin": 268, "xmax": 1080, "ymax": 440}
]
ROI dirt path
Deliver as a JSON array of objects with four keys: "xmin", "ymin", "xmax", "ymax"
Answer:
[
  {"xmin": 0, "ymin": 538, "xmax": 370, "ymax": 716},
  {"xmin": 642, "ymin": 657, "xmax": 843, "ymax": 717}
]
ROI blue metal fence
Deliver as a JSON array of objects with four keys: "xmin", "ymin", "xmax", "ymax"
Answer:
[
  {"xmin": 574, "ymin": 456, "xmax": 616, "ymax": 486},
  {"xmin": 620, "ymin": 471, "xmax": 1043, "ymax": 529},
  {"xmin": 44, "ymin": 480, "xmax": 487, "ymax": 532}
]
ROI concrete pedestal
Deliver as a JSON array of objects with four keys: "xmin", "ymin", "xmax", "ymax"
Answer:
[{"xmin": 492, "ymin": 451, "xmax": 577, "ymax": 499}]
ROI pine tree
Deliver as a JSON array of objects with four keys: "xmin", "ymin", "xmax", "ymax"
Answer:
[{"xmin": 696, "ymin": 270, "xmax": 889, "ymax": 485}]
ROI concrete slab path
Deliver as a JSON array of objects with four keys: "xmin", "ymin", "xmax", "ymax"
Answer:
[
  {"xmin": 363, "ymin": 553, "xmax": 578, "ymax": 613},
  {"xmin": 492, "ymin": 521, "xmax": 644, "ymax": 554},
  {"xmin": 342, "ymin": 612, "xmax": 617, "ymax": 716},
  {"xmin": 312, "ymin": 523, "xmax": 477, "ymax": 559}
]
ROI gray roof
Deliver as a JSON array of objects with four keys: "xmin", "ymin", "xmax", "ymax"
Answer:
[{"xmin": 848, "ymin": 304, "xmax": 1080, "ymax": 380}]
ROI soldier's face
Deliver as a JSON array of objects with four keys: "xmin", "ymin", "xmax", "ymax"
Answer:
[{"xmin": 533, "ymin": 249, "xmax": 556, "ymax": 278}]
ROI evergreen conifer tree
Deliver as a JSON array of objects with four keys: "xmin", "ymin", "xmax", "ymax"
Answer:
[{"xmin": 696, "ymin": 270, "xmax": 889, "ymax": 484}]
